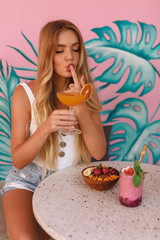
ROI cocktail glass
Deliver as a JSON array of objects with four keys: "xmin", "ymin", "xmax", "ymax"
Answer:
[
  {"xmin": 119, "ymin": 171, "xmax": 144, "ymax": 207},
  {"xmin": 57, "ymin": 90, "xmax": 86, "ymax": 135}
]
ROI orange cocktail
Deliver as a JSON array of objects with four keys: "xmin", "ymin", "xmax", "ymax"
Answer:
[
  {"xmin": 57, "ymin": 83, "xmax": 93, "ymax": 135},
  {"xmin": 57, "ymin": 91, "xmax": 85, "ymax": 107}
]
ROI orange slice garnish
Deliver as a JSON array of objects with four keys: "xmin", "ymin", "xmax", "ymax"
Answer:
[{"xmin": 80, "ymin": 83, "xmax": 93, "ymax": 100}]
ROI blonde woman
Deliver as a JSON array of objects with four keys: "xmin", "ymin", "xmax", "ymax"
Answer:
[{"xmin": 2, "ymin": 20, "xmax": 106, "ymax": 240}]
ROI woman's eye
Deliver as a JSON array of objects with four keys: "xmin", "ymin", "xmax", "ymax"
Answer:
[
  {"xmin": 72, "ymin": 49, "xmax": 80, "ymax": 52},
  {"xmin": 56, "ymin": 50, "xmax": 63, "ymax": 53}
]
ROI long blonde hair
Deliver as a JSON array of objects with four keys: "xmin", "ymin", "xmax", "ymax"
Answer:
[{"xmin": 34, "ymin": 20, "xmax": 102, "ymax": 171}]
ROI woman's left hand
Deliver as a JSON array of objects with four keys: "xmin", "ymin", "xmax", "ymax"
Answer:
[
  {"xmin": 68, "ymin": 66, "xmax": 85, "ymax": 91},
  {"xmin": 70, "ymin": 67, "xmax": 106, "ymax": 160}
]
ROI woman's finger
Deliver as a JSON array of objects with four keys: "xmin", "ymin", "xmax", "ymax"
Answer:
[
  {"xmin": 70, "ymin": 66, "xmax": 80, "ymax": 88},
  {"xmin": 58, "ymin": 119, "xmax": 78, "ymax": 126},
  {"xmin": 80, "ymin": 75, "xmax": 85, "ymax": 87},
  {"xmin": 53, "ymin": 109, "xmax": 76, "ymax": 116}
]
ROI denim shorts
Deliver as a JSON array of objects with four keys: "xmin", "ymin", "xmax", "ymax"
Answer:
[{"xmin": 0, "ymin": 162, "xmax": 54, "ymax": 196}]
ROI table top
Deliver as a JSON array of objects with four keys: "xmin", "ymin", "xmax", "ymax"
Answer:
[{"xmin": 33, "ymin": 161, "xmax": 160, "ymax": 240}]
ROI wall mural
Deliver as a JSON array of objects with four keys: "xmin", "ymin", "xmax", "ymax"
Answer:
[
  {"xmin": 85, "ymin": 20, "xmax": 160, "ymax": 165},
  {"xmin": 0, "ymin": 20, "xmax": 160, "ymax": 180}
]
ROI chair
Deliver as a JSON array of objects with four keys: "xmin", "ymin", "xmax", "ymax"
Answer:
[{"xmin": 91, "ymin": 125, "xmax": 112, "ymax": 162}]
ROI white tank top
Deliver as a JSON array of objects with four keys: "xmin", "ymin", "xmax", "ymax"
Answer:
[{"xmin": 19, "ymin": 83, "xmax": 81, "ymax": 171}]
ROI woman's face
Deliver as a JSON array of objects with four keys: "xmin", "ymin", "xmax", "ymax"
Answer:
[{"xmin": 53, "ymin": 29, "xmax": 80, "ymax": 80}]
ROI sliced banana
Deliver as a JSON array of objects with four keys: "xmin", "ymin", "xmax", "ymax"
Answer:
[{"xmin": 83, "ymin": 167, "xmax": 93, "ymax": 177}]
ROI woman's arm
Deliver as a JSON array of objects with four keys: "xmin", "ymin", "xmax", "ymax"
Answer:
[
  {"xmin": 75, "ymin": 103, "xmax": 106, "ymax": 160},
  {"xmin": 11, "ymin": 85, "xmax": 78, "ymax": 169},
  {"xmin": 70, "ymin": 66, "xmax": 106, "ymax": 160},
  {"xmin": 11, "ymin": 85, "xmax": 49, "ymax": 169}
]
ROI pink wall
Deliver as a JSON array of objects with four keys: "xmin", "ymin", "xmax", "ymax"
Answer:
[
  {"xmin": 0, "ymin": 0, "xmax": 160, "ymax": 169},
  {"xmin": 1, "ymin": 0, "xmax": 160, "ymax": 117},
  {"xmin": 1, "ymin": 0, "xmax": 160, "ymax": 66}
]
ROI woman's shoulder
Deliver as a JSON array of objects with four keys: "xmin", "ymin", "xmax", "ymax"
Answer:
[
  {"xmin": 27, "ymin": 80, "xmax": 37, "ymax": 96},
  {"xmin": 12, "ymin": 83, "xmax": 26, "ymax": 99},
  {"xmin": 12, "ymin": 81, "xmax": 37, "ymax": 110},
  {"xmin": 13, "ymin": 80, "xmax": 37, "ymax": 99},
  {"xmin": 11, "ymin": 85, "xmax": 30, "ymax": 115}
]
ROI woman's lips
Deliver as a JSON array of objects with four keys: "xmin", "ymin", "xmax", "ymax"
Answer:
[{"xmin": 66, "ymin": 64, "xmax": 75, "ymax": 72}]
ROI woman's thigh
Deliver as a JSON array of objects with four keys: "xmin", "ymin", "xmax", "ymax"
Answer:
[{"xmin": 3, "ymin": 189, "xmax": 50, "ymax": 240}]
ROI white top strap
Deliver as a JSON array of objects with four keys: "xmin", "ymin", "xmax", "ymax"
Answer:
[{"xmin": 19, "ymin": 83, "xmax": 35, "ymax": 106}]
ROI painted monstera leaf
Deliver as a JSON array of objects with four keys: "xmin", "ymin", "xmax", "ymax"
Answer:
[
  {"xmin": 0, "ymin": 33, "xmax": 37, "ymax": 180},
  {"xmin": 85, "ymin": 21, "xmax": 160, "ymax": 96},
  {"xmin": 8, "ymin": 31, "xmax": 37, "ymax": 81},
  {"xmin": 108, "ymin": 98, "xmax": 160, "ymax": 164},
  {"xmin": 0, "ymin": 61, "xmax": 20, "ymax": 180}
]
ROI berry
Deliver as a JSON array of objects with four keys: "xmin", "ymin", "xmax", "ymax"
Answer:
[
  {"xmin": 124, "ymin": 167, "xmax": 134, "ymax": 176},
  {"xmin": 102, "ymin": 167, "xmax": 109, "ymax": 175},
  {"xmin": 93, "ymin": 168, "xmax": 102, "ymax": 176},
  {"xmin": 124, "ymin": 170, "xmax": 129, "ymax": 175},
  {"xmin": 128, "ymin": 167, "xmax": 134, "ymax": 175}
]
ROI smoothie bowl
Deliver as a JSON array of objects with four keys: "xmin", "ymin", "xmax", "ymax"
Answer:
[{"xmin": 82, "ymin": 164, "xmax": 119, "ymax": 191}]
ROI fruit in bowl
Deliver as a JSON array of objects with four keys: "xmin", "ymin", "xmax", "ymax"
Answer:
[{"xmin": 82, "ymin": 164, "xmax": 119, "ymax": 191}]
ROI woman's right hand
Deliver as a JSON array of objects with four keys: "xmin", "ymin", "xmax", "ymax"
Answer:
[{"xmin": 43, "ymin": 109, "xmax": 78, "ymax": 134}]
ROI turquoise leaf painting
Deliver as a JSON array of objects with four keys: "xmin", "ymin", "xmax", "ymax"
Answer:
[
  {"xmin": 0, "ymin": 32, "xmax": 37, "ymax": 180},
  {"xmin": 8, "ymin": 31, "xmax": 37, "ymax": 81},
  {"xmin": 85, "ymin": 20, "xmax": 160, "ymax": 96},
  {"xmin": 0, "ymin": 61, "xmax": 20, "ymax": 180},
  {"xmin": 107, "ymin": 98, "xmax": 160, "ymax": 164},
  {"xmin": 85, "ymin": 20, "xmax": 160, "ymax": 164}
]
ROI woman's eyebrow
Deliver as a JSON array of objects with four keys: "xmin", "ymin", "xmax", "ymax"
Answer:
[
  {"xmin": 57, "ymin": 42, "xmax": 80, "ymax": 47},
  {"xmin": 72, "ymin": 42, "xmax": 80, "ymax": 46}
]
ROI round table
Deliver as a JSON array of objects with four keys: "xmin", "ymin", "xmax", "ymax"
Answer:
[{"xmin": 32, "ymin": 161, "xmax": 160, "ymax": 240}]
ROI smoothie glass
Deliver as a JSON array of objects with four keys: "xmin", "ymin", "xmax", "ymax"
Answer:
[{"xmin": 119, "ymin": 171, "xmax": 144, "ymax": 207}]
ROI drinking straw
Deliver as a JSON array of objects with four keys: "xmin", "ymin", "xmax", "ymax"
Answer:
[{"xmin": 138, "ymin": 144, "xmax": 148, "ymax": 164}]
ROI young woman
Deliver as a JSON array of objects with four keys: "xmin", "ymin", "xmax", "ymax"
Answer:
[{"xmin": 2, "ymin": 20, "xmax": 106, "ymax": 240}]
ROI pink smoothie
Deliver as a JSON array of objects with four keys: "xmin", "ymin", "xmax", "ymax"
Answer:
[{"xmin": 119, "ymin": 171, "xmax": 144, "ymax": 207}]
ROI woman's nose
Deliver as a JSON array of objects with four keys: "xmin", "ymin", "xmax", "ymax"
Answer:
[{"xmin": 65, "ymin": 49, "xmax": 73, "ymax": 61}]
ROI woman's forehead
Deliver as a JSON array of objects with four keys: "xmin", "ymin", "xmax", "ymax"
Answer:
[{"xmin": 57, "ymin": 29, "xmax": 79, "ymax": 45}]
